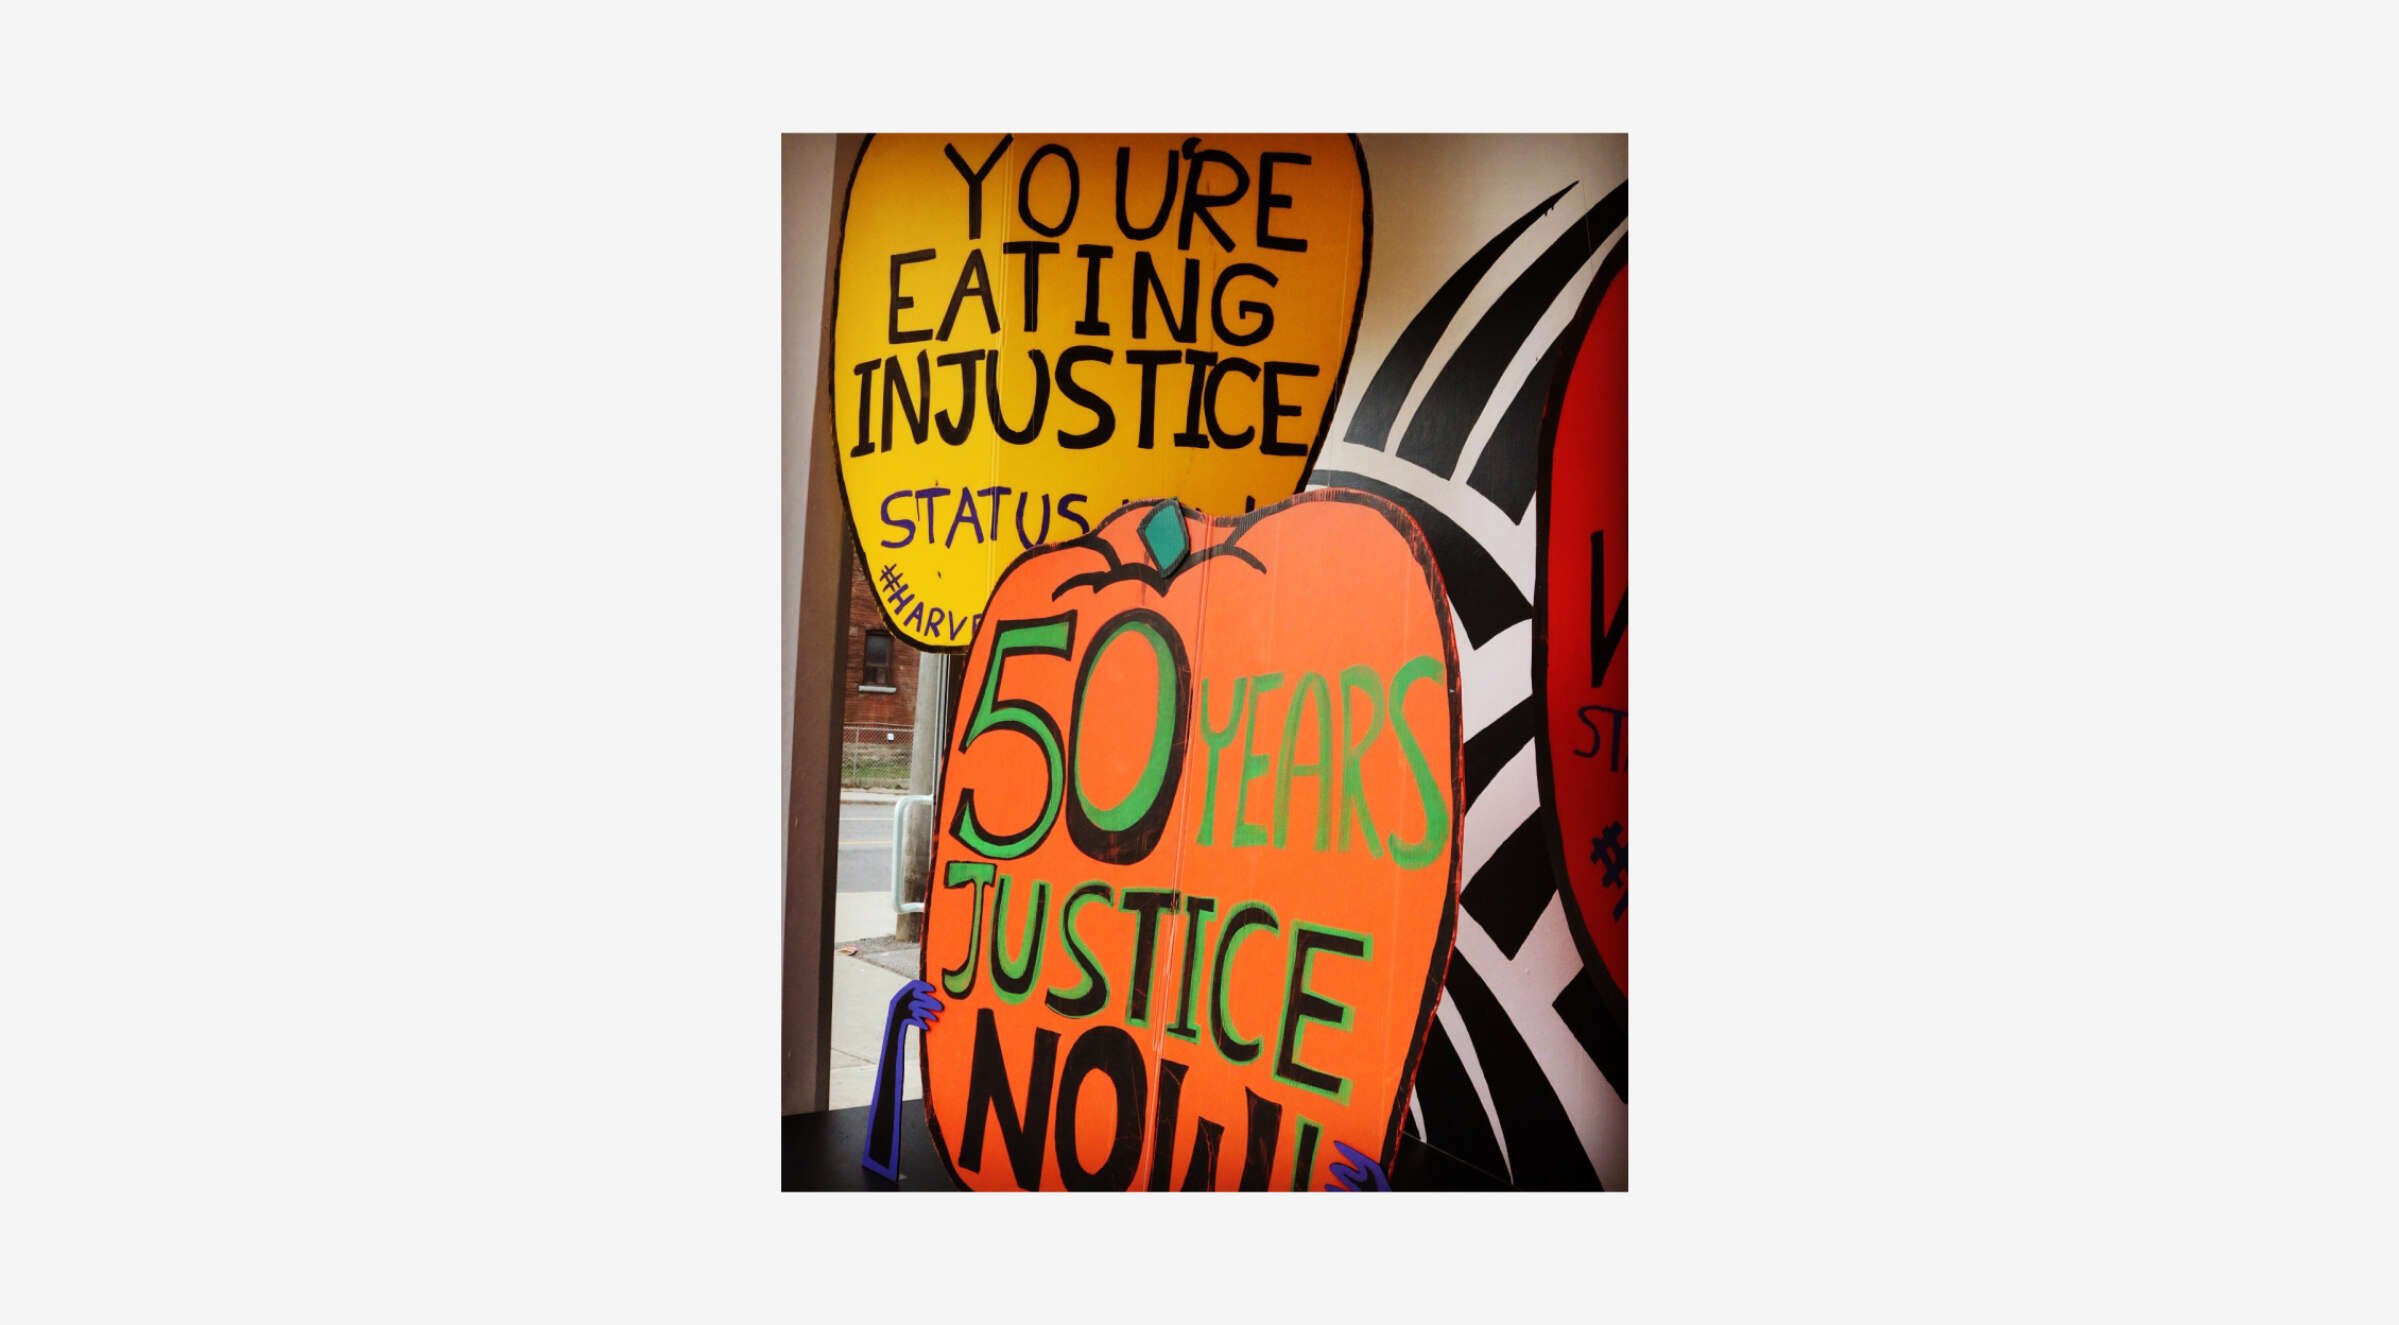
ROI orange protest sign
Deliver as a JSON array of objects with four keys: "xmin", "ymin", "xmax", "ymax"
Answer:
[{"xmin": 916, "ymin": 490, "xmax": 1460, "ymax": 1190}]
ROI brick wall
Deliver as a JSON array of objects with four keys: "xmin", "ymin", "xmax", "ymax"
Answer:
[{"xmin": 841, "ymin": 551, "xmax": 918, "ymax": 730}]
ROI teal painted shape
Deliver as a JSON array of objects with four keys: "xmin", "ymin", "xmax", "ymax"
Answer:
[{"xmin": 1138, "ymin": 499, "xmax": 1190, "ymax": 573}]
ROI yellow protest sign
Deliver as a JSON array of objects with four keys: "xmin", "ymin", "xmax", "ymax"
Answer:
[{"xmin": 829, "ymin": 134, "xmax": 1371, "ymax": 650}]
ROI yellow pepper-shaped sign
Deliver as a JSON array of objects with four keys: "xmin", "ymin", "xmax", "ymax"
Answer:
[{"xmin": 830, "ymin": 134, "xmax": 1372, "ymax": 650}]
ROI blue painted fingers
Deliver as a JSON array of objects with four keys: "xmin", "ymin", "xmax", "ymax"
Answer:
[
  {"xmin": 891, "ymin": 978, "xmax": 944, "ymax": 1033},
  {"xmin": 1323, "ymin": 1140, "xmax": 1392, "ymax": 1192}
]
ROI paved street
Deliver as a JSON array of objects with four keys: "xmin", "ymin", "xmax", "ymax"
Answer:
[{"xmin": 836, "ymin": 798, "xmax": 895, "ymax": 892}]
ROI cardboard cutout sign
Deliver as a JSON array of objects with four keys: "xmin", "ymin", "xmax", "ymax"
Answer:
[
  {"xmin": 831, "ymin": 134, "xmax": 1371, "ymax": 650},
  {"xmin": 917, "ymin": 490, "xmax": 1459, "ymax": 1190},
  {"xmin": 1539, "ymin": 266, "xmax": 1629, "ymax": 995}
]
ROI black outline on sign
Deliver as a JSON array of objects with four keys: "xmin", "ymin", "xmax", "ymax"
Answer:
[
  {"xmin": 821, "ymin": 133, "xmax": 1376, "ymax": 653},
  {"xmin": 1062, "ymin": 605, "xmax": 1193, "ymax": 866},
  {"xmin": 915, "ymin": 487, "xmax": 1462, "ymax": 1190},
  {"xmin": 1048, "ymin": 531, "xmax": 1266, "ymax": 598},
  {"xmin": 1528, "ymin": 239, "xmax": 1629, "ymax": 1095}
]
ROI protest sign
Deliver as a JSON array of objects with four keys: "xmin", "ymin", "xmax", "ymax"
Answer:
[
  {"xmin": 1539, "ymin": 265, "xmax": 1628, "ymax": 996},
  {"xmin": 915, "ymin": 490, "xmax": 1458, "ymax": 1190},
  {"xmin": 831, "ymin": 134, "xmax": 1371, "ymax": 650}
]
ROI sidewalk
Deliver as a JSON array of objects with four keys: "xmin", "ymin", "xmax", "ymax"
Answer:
[
  {"xmin": 827, "ymin": 785, "xmax": 923, "ymax": 1109},
  {"xmin": 825, "ymin": 902, "xmax": 916, "ymax": 1108},
  {"xmin": 828, "ymin": 946, "xmax": 918, "ymax": 1108}
]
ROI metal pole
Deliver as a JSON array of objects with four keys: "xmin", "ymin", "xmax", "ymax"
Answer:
[{"xmin": 894, "ymin": 650, "xmax": 949, "ymax": 941}]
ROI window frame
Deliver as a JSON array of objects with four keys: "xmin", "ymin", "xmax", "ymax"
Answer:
[{"xmin": 860, "ymin": 628, "xmax": 894, "ymax": 690}]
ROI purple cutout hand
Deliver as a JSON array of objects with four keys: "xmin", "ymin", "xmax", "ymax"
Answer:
[{"xmin": 1324, "ymin": 1140, "xmax": 1392, "ymax": 1192}]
